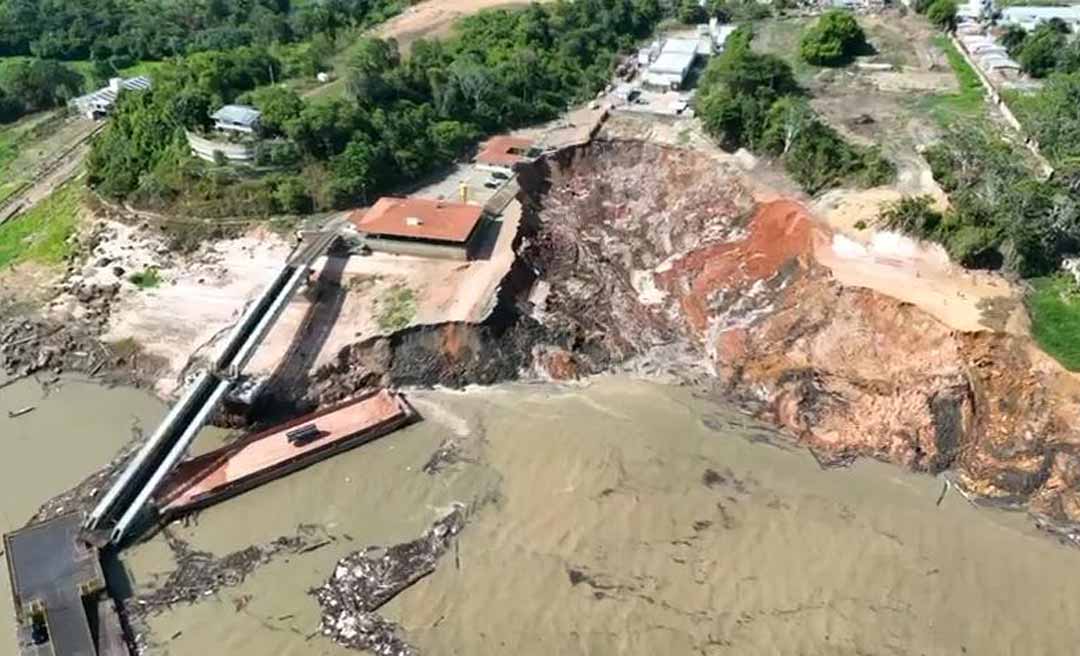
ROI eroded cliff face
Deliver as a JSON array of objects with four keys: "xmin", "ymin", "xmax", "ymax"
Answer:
[{"xmin": 517, "ymin": 139, "xmax": 1080, "ymax": 531}]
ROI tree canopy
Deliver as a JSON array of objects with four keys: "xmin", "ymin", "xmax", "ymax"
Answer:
[
  {"xmin": 925, "ymin": 0, "xmax": 958, "ymax": 29},
  {"xmin": 799, "ymin": 10, "xmax": 867, "ymax": 66},
  {"xmin": 88, "ymin": 0, "xmax": 668, "ymax": 216},
  {"xmin": 696, "ymin": 24, "xmax": 893, "ymax": 193}
]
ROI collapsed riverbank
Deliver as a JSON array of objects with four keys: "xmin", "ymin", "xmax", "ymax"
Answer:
[
  {"xmin": 306, "ymin": 135, "xmax": 1080, "ymax": 542},
  {"xmin": 11, "ymin": 131, "xmax": 1080, "ymax": 544}
]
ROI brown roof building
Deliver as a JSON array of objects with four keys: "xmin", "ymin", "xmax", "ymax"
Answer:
[
  {"xmin": 475, "ymin": 136, "xmax": 538, "ymax": 171},
  {"xmin": 351, "ymin": 197, "xmax": 486, "ymax": 260}
]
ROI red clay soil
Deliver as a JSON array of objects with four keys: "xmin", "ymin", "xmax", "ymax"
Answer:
[
  {"xmin": 655, "ymin": 200, "xmax": 815, "ymax": 332},
  {"xmin": 521, "ymin": 138, "xmax": 1080, "ymax": 536}
]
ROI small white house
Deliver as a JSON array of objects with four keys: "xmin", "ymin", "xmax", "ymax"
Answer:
[
  {"xmin": 70, "ymin": 76, "xmax": 152, "ymax": 119},
  {"xmin": 211, "ymin": 105, "xmax": 262, "ymax": 134}
]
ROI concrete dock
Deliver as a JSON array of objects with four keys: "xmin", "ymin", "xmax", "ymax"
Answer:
[
  {"xmin": 156, "ymin": 389, "xmax": 415, "ymax": 517},
  {"xmin": 3, "ymin": 513, "xmax": 125, "ymax": 656}
]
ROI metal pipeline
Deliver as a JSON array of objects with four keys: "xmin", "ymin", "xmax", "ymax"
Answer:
[{"xmin": 83, "ymin": 370, "xmax": 214, "ymax": 531}]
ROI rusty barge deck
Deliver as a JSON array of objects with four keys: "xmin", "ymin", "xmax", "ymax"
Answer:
[{"xmin": 155, "ymin": 389, "xmax": 416, "ymax": 518}]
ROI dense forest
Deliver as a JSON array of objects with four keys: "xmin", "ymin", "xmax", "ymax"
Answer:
[
  {"xmin": 694, "ymin": 24, "xmax": 894, "ymax": 194},
  {"xmin": 0, "ymin": 0, "xmax": 403, "ymax": 61},
  {"xmin": 88, "ymin": 0, "xmax": 666, "ymax": 216},
  {"xmin": 0, "ymin": 0, "xmax": 405, "ymax": 124}
]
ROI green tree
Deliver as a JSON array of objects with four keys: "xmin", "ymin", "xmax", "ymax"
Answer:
[
  {"xmin": 761, "ymin": 96, "xmax": 815, "ymax": 156},
  {"xmin": 244, "ymin": 85, "xmax": 303, "ymax": 135},
  {"xmin": 272, "ymin": 176, "xmax": 312, "ymax": 213},
  {"xmin": 678, "ymin": 0, "xmax": 708, "ymax": 24},
  {"xmin": 345, "ymin": 37, "xmax": 402, "ymax": 105},
  {"xmin": 1000, "ymin": 24, "xmax": 1027, "ymax": 58},
  {"xmin": 329, "ymin": 135, "xmax": 381, "ymax": 207},
  {"xmin": 799, "ymin": 10, "xmax": 866, "ymax": 66},
  {"xmin": 925, "ymin": 0, "xmax": 957, "ymax": 29},
  {"xmin": 429, "ymin": 120, "xmax": 479, "ymax": 163},
  {"xmin": 1018, "ymin": 24, "xmax": 1067, "ymax": 78}
]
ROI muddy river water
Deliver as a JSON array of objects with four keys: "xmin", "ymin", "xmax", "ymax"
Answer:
[{"xmin": 4, "ymin": 376, "xmax": 1080, "ymax": 655}]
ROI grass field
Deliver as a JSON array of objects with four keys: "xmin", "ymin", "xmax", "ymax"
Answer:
[
  {"xmin": 918, "ymin": 36, "xmax": 986, "ymax": 124},
  {"xmin": 0, "ymin": 182, "xmax": 80, "ymax": 268},
  {"xmin": 1028, "ymin": 275, "xmax": 1080, "ymax": 371},
  {"xmin": 752, "ymin": 17, "xmax": 820, "ymax": 85}
]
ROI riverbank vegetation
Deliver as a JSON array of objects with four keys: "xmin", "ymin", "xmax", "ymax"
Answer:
[
  {"xmin": 88, "ymin": 0, "xmax": 668, "ymax": 217},
  {"xmin": 696, "ymin": 25, "xmax": 894, "ymax": 194}
]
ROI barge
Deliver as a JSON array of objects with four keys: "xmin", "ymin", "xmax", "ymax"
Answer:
[{"xmin": 155, "ymin": 389, "xmax": 416, "ymax": 519}]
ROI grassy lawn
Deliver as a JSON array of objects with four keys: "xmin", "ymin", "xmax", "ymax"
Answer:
[
  {"xmin": 0, "ymin": 182, "xmax": 81, "ymax": 269},
  {"xmin": 752, "ymin": 17, "xmax": 820, "ymax": 85},
  {"xmin": 917, "ymin": 35, "xmax": 986, "ymax": 124},
  {"xmin": 1028, "ymin": 275, "xmax": 1080, "ymax": 371}
]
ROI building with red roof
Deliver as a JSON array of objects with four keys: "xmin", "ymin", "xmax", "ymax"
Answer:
[
  {"xmin": 350, "ymin": 197, "xmax": 486, "ymax": 260},
  {"xmin": 475, "ymin": 136, "xmax": 539, "ymax": 173}
]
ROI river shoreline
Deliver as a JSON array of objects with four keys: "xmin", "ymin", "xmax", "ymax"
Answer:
[{"xmin": 9, "ymin": 130, "xmax": 1080, "ymax": 549}]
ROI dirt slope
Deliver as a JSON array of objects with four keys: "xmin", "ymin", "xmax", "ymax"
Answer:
[{"xmin": 516, "ymin": 138, "xmax": 1080, "ymax": 533}]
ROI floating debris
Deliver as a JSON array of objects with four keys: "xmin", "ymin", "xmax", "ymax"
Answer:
[
  {"xmin": 421, "ymin": 439, "xmax": 462, "ymax": 475},
  {"xmin": 313, "ymin": 507, "xmax": 465, "ymax": 654},
  {"xmin": 7, "ymin": 405, "xmax": 34, "ymax": 418},
  {"xmin": 132, "ymin": 523, "xmax": 332, "ymax": 616}
]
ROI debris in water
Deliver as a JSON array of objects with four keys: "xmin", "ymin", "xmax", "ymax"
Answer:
[
  {"xmin": 313, "ymin": 507, "xmax": 465, "ymax": 654},
  {"xmin": 131, "ymin": 524, "xmax": 332, "ymax": 617},
  {"xmin": 421, "ymin": 439, "xmax": 462, "ymax": 475},
  {"xmin": 7, "ymin": 405, "xmax": 34, "ymax": 418}
]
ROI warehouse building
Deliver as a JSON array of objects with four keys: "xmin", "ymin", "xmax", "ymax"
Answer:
[
  {"xmin": 351, "ymin": 197, "xmax": 487, "ymax": 260},
  {"xmin": 643, "ymin": 37, "xmax": 703, "ymax": 90}
]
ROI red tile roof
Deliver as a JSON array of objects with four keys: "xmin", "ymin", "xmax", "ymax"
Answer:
[
  {"xmin": 476, "ymin": 136, "xmax": 536, "ymax": 167},
  {"xmin": 351, "ymin": 197, "xmax": 484, "ymax": 244}
]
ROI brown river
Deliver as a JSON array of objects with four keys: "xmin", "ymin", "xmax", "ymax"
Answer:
[{"xmin": 3, "ymin": 375, "xmax": 1080, "ymax": 655}]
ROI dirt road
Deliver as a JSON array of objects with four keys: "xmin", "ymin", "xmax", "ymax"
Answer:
[{"xmin": 0, "ymin": 119, "xmax": 101, "ymax": 224}]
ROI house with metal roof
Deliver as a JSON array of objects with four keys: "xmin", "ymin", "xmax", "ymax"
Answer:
[
  {"xmin": 979, "ymin": 54, "xmax": 1021, "ymax": 71},
  {"xmin": 211, "ymin": 105, "xmax": 262, "ymax": 134},
  {"xmin": 643, "ymin": 37, "xmax": 703, "ymax": 90},
  {"xmin": 1000, "ymin": 5, "xmax": 1080, "ymax": 31},
  {"xmin": 69, "ymin": 76, "xmax": 152, "ymax": 119}
]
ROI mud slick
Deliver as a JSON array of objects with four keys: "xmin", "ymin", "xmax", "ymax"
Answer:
[{"xmin": 313, "ymin": 508, "xmax": 465, "ymax": 655}]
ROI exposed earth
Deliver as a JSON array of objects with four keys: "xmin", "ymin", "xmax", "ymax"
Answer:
[{"xmin": 504, "ymin": 134, "xmax": 1080, "ymax": 538}]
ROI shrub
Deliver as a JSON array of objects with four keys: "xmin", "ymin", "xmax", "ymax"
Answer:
[
  {"xmin": 925, "ymin": 0, "xmax": 958, "ymax": 29},
  {"xmin": 799, "ymin": 10, "xmax": 867, "ymax": 66},
  {"xmin": 877, "ymin": 195, "xmax": 942, "ymax": 237}
]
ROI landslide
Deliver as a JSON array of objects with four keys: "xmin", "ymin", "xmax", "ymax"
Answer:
[{"xmin": 514, "ymin": 138, "xmax": 1080, "ymax": 532}]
